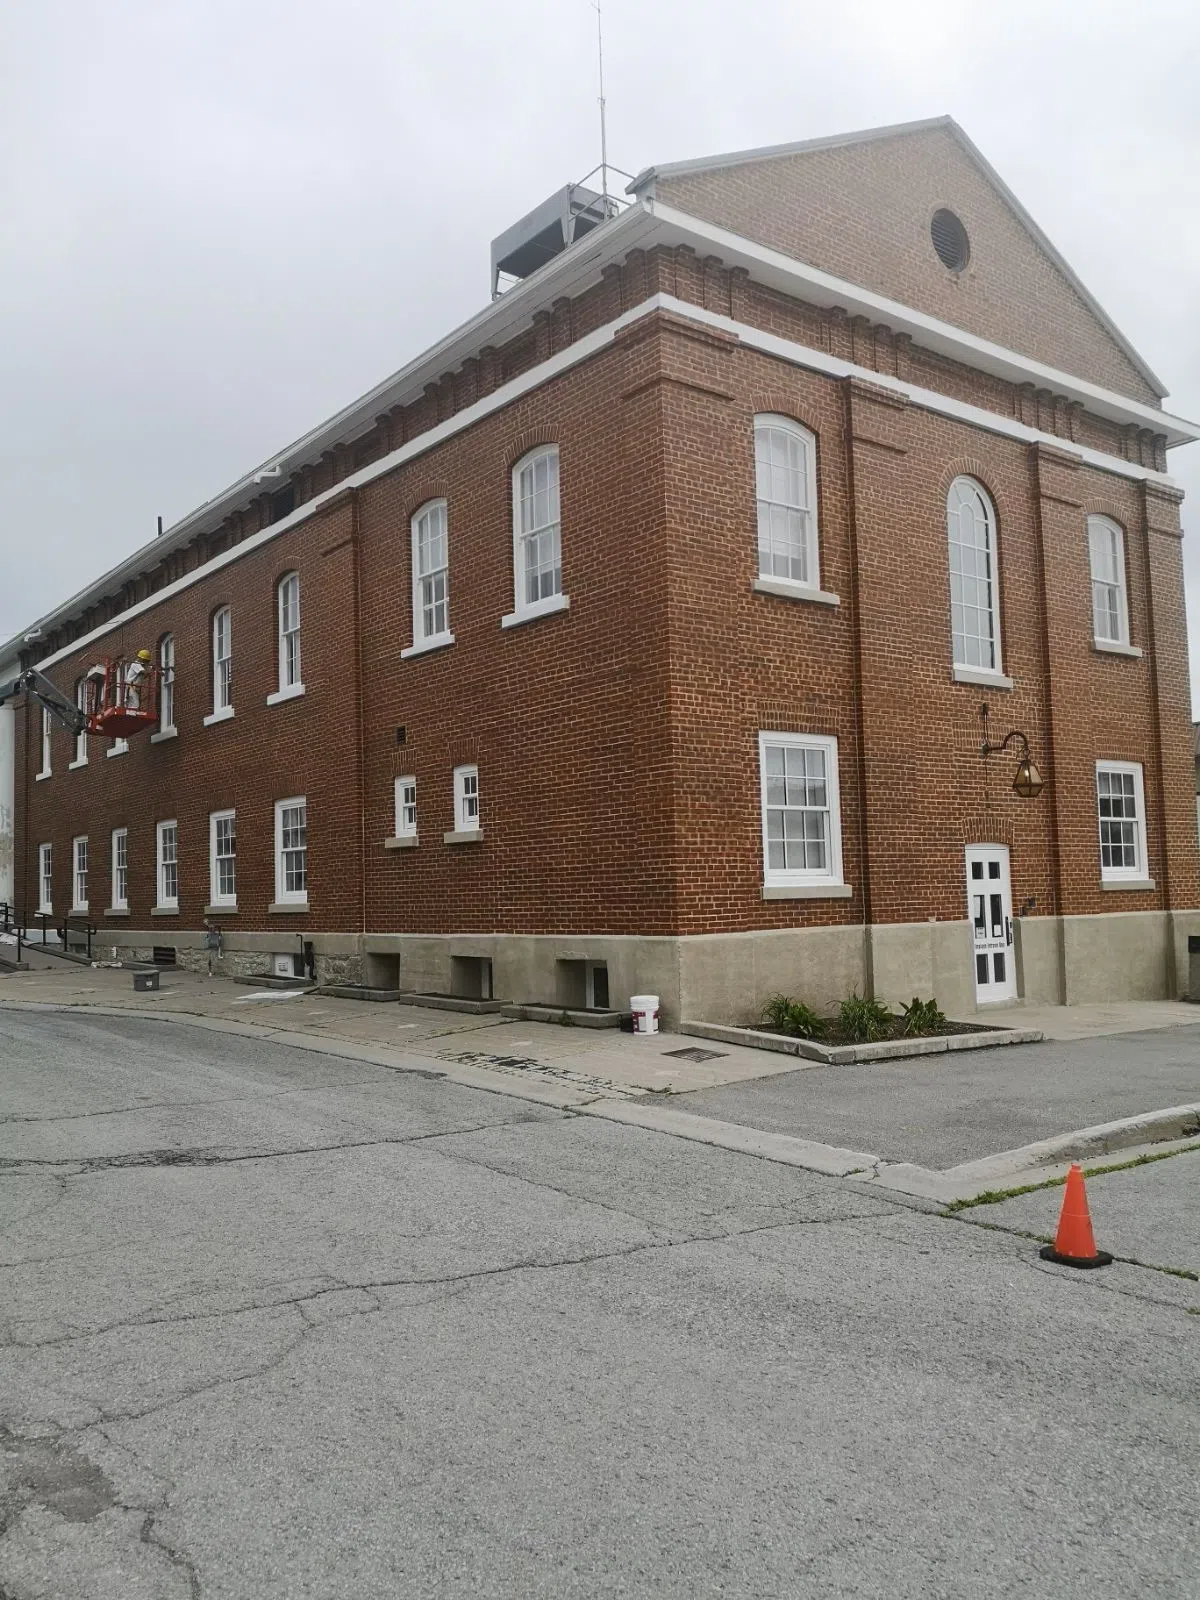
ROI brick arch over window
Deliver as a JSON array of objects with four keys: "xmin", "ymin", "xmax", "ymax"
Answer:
[
  {"xmin": 403, "ymin": 482, "xmax": 452, "ymax": 523},
  {"xmin": 504, "ymin": 427, "xmax": 560, "ymax": 472},
  {"xmin": 1080, "ymin": 494, "xmax": 1136, "ymax": 527},
  {"xmin": 935, "ymin": 456, "xmax": 1002, "ymax": 509},
  {"xmin": 748, "ymin": 394, "xmax": 825, "ymax": 438}
]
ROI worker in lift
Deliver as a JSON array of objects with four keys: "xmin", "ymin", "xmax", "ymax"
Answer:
[{"xmin": 124, "ymin": 649, "xmax": 152, "ymax": 711}]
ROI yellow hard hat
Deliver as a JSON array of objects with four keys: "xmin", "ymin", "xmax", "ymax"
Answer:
[{"xmin": 137, "ymin": 649, "xmax": 152, "ymax": 661}]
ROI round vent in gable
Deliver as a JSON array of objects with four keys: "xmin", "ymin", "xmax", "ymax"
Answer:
[{"xmin": 931, "ymin": 208, "xmax": 970, "ymax": 272}]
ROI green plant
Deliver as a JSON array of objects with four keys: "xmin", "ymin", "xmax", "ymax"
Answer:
[
  {"xmin": 837, "ymin": 991, "xmax": 894, "ymax": 1043},
  {"xmin": 900, "ymin": 996, "xmax": 948, "ymax": 1036},
  {"xmin": 762, "ymin": 994, "xmax": 825, "ymax": 1040}
]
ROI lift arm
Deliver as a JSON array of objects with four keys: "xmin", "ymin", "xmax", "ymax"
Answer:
[{"xmin": 0, "ymin": 667, "xmax": 87, "ymax": 736}]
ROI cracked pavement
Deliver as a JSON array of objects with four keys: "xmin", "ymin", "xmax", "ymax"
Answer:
[{"xmin": 1, "ymin": 1009, "xmax": 1198, "ymax": 1598}]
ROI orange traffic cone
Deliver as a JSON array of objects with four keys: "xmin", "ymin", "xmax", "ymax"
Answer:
[{"xmin": 1039, "ymin": 1164, "xmax": 1113, "ymax": 1268}]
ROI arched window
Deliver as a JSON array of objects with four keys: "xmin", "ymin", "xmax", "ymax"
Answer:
[
  {"xmin": 72, "ymin": 678, "xmax": 88, "ymax": 765},
  {"xmin": 947, "ymin": 477, "xmax": 1002, "ymax": 674},
  {"xmin": 211, "ymin": 606, "xmax": 232, "ymax": 717},
  {"xmin": 1087, "ymin": 515, "xmax": 1130, "ymax": 647},
  {"xmin": 277, "ymin": 573, "xmax": 302, "ymax": 692},
  {"xmin": 509, "ymin": 447, "xmax": 563, "ymax": 622},
  {"xmin": 754, "ymin": 416, "xmax": 819, "ymax": 589},
  {"xmin": 158, "ymin": 634, "xmax": 175, "ymax": 732},
  {"xmin": 410, "ymin": 502, "xmax": 450, "ymax": 649}
]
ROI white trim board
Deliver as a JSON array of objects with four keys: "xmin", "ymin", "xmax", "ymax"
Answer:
[{"xmin": 31, "ymin": 293, "xmax": 1180, "ymax": 673}]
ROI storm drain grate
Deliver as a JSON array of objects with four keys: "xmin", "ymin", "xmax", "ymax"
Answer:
[{"xmin": 662, "ymin": 1046, "xmax": 728, "ymax": 1064}]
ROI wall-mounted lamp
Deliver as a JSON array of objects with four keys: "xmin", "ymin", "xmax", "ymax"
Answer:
[{"xmin": 980, "ymin": 703, "xmax": 1044, "ymax": 799}]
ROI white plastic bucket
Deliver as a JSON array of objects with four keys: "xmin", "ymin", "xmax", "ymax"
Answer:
[{"xmin": 630, "ymin": 994, "xmax": 660, "ymax": 1035}]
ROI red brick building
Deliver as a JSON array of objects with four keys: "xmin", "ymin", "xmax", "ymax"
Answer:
[{"xmin": 3, "ymin": 117, "xmax": 1198, "ymax": 1023}]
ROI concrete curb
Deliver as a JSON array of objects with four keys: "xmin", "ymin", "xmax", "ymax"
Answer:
[
  {"xmin": 577, "ymin": 1101, "xmax": 881, "ymax": 1177},
  {"xmin": 679, "ymin": 1018, "xmax": 1044, "ymax": 1064}
]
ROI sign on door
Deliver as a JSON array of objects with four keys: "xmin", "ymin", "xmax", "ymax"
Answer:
[{"xmin": 965, "ymin": 845, "xmax": 1016, "ymax": 1003}]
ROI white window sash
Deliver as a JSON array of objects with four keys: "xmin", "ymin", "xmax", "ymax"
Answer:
[
  {"xmin": 38, "ymin": 845, "xmax": 53, "ymax": 914},
  {"xmin": 394, "ymin": 776, "xmax": 417, "ymax": 837},
  {"xmin": 947, "ymin": 477, "xmax": 1002, "ymax": 674},
  {"xmin": 74, "ymin": 681, "xmax": 88, "ymax": 764},
  {"xmin": 157, "ymin": 821, "xmax": 179, "ymax": 908},
  {"xmin": 39, "ymin": 708, "xmax": 51, "ymax": 776},
  {"xmin": 278, "ymin": 576, "xmax": 302, "ymax": 689},
  {"xmin": 758, "ymin": 732, "xmax": 844, "ymax": 888},
  {"xmin": 1088, "ymin": 517, "xmax": 1129, "ymax": 646},
  {"xmin": 411, "ymin": 502, "xmax": 450, "ymax": 645},
  {"xmin": 209, "ymin": 811, "xmax": 237, "ymax": 905},
  {"xmin": 754, "ymin": 416, "xmax": 819, "ymax": 588},
  {"xmin": 1096, "ymin": 762, "xmax": 1147, "ymax": 882},
  {"xmin": 275, "ymin": 799, "xmax": 308, "ymax": 903},
  {"xmin": 111, "ymin": 830, "xmax": 128, "ymax": 909},
  {"xmin": 159, "ymin": 636, "xmax": 175, "ymax": 730},
  {"xmin": 453, "ymin": 765, "xmax": 480, "ymax": 833},
  {"xmin": 73, "ymin": 837, "xmax": 88, "ymax": 910},
  {"xmin": 512, "ymin": 449, "xmax": 562, "ymax": 614},
  {"xmin": 213, "ymin": 610, "xmax": 232, "ymax": 711}
]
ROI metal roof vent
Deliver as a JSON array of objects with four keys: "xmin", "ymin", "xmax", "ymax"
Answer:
[
  {"xmin": 931, "ymin": 208, "xmax": 970, "ymax": 272},
  {"xmin": 490, "ymin": 170, "xmax": 629, "ymax": 298}
]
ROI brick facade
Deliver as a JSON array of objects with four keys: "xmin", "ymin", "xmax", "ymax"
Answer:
[{"xmin": 7, "ymin": 122, "xmax": 1197, "ymax": 1020}]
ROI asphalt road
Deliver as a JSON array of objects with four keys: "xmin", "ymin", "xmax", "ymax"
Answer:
[
  {"xmin": 675, "ymin": 1025, "xmax": 1200, "ymax": 1168},
  {"xmin": 1, "ymin": 1009, "xmax": 1198, "ymax": 1599}
]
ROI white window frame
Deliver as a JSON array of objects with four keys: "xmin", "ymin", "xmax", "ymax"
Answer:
[
  {"xmin": 394, "ymin": 776, "xmax": 417, "ymax": 839},
  {"xmin": 38, "ymin": 843, "xmax": 53, "ymax": 914},
  {"xmin": 405, "ymin": 500, "xmax": 453, "ymax": 655},
  {"xmin": 158, "ymin": 634, "xmax": 176, "ymax": 733},
  {"xmin": 71, "ymin": 679, "xmax": 88, "ymax": 766},
  {"xmin": 947, "ymin": 476, "xmax": 1004, "ymax": 679},
  {"xmin": 72, "ymin": 835, "xmax": 89, "ymax": 912},
  {"xmin": 758, "ymin": 731, "xmax": 845, "ymax": 893},
  {"xmin": 1096, "ymin": 761, "xmax": 1149, "ymax": 885},
  {"xmin": 111, "ymin": 828, "xmax": 128, "ymax": 911},
  {"xmin": 37, "ymin": 706, "xmax": 51, "ymax": 779},
  {"xmin": 156, "ymin": 819, "xmax": 179, "ymax": 910},
  {"xmin": 209, "ymin": 810, "xmax": 237, "ymax": 908},
  {"xmin": 208, "ymin": 606, "xmax": 233, "ymax": 720},
  {"xmin": 453, "ymin": 764, "xmax": 480, "ymax": 834},
  {"xmin": 753, "ymin": 415, "xmax": 820, "ymax": 594},
  {"xmin": 505, "ymin": 446, "xmax": 567, "ymax": 627},
  {"xmin": 1087, "ymin": 515, "xmax": 1131, "ymax": 648},
  {"xmin": 274, "ymin": 797, "xmax": 308, "ymax": 905},
  {"xmin": 270, "ymin": 572, "xmax": 304, "ymax": 700}
]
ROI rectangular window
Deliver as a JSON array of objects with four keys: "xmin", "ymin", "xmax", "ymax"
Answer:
[
  {"xmin": 278, "ymin": 574, "xmax": 302, "ymax": 690},
  {"xmin": 156, "ymin": 820, "xmax": 179, "ymax": 909},
  {"xmin": 758, "ymin": 732, "xmax": 844, "ymax": 890},
  {"xmin": 412, "ymin": 501, "xmax": 450, "ymax": 645},
  {"xmin": 453, "ymin": 764, "xmax": 480, "ymax": 833},
  {"xmin": 275, "ymin": 798, "xmax": 308, "ymax": 903},
  {"xmin": 158, "ymin": 635, "xmax": 175, "ymax": 731},
  {"xmin": 1096, "ymin": 761, "xmax": 1148, "ymax": 883},
  {"xmin": 394, "ymin": 776, "xmax": 417, "ymax": 838},
  {"xmin": 213, "ymin": 607, "xmax": 232, "ymax": 713},
  {"xmin": 209, "ymin": 810, "xmax": 237, "ymax": 906},
  {"xmin": 38, "ymin": 843, "xmax": 52, "ymax": 914},
  {"xmin": 72, "ymin": 836, "xmax": 88, "ymax": 911},
  {"xmin": 38, "ymin": 707, "xmax": 51, "ymax": 778},
  {"xmin": 111, "ymin": 828, "xmax": 128, "ymax": 910},
  {"xmin": 513, "ymin": 448, "xmax": 562, "ymax": 613},
  {"xmin": 1088, "ymin": 517, "xmax": 1130, "ymax": 646}
]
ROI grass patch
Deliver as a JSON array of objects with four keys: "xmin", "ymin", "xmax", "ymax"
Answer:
[{"xmin": 944, "ymin": 1140, "xmax": 1200, "ymax": 1213}]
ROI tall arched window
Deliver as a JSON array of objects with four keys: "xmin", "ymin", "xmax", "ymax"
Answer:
[
  {"xmin": 410, "ymin": 502, "xmax": 450, "ymax": 649},
  {"xmin": 1087, "ymin": 515, "xmax": 1130, "ymax": 647},
  {"xmin": 157, "ymin": 634, "xmax": 175, "ymax": 732},
  {"xmin": 754, "ymin": 416, "xmax": 819, "ymax": 589},
  {"xmin": 210, "ymin": 606, "xmax": 232, "ymax": 718},
  {"xmin": 508, "ymin": 446, "xmax": 563, "ymax": 623},
  {"xmin": 277, "ymin": 572, "xmax": 302, "ymax": 693},
  {"xmin": 72, "ymin": 678, "xmax": 88, "ymax": 765},
  {"xmin": 947, "ymin": 477, "xmax": 1002, "ymax": 674}
]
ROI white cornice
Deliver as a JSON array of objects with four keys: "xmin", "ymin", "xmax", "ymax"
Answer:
[{"xmin": 28, "ymin": 293, "xmax": 1178, "ymax": 677}]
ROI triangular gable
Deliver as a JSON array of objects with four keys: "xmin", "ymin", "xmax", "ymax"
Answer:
[{"xmin": 632, "ymin": 119, "xmax": 1164, "ymax": 405}]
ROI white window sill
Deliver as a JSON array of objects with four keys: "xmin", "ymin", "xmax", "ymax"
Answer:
[
  {"xmin": 400, "ymin": 633, "xmax": 455, "ymax": 660},
  {"xmin": 268, "ymin": 899, "xmax": 309, "ymax": 914},
  {"xmin": 266, "ymin": 683, "xmax": 306, "ymax": 706},
  {"xmin": 151, "ymin": 905, "xmax": 179, "ymax": 917},
  {"xmin": 443, "ymin": 829, "xmax": 484, "ymax": 845},
  {"xmin": 1093, "ymin": 639, "xmax": 1143, "ymax": 660},
  {"xmin": 35, "ymin": 771, "xmax": 51, "ymax": 782},
  {"xmin": 384, "ymin": 835, "xmax": 419, "ymax": 850},
  {"xmin": 1101, "ymin": 877, "xmax": 1156, "ymax": 892},
  {"xmin": 106, "ymin": 745, "xmax": 128, "ymax": 759},
  {"xmin": 952, "ymin": 665, "xmax": 1014, "ymax": 690},
  {"xmin": 751, "ymin": 577, "xmax": 841, "ymax": 607},
  {"xmin": 104, "ymin": 907, "xmax": 130, "ymax": 917},
  {"xmin": 149, "ymin": 727, "xmax": 178, "ymax": 744},
  {"xmin": 762, "ymin": 882, "xmax": 854, "ymax": 900},
  {"xmin": 70, "ymin": 905, "xmax": 89, "ymax": 916},
  {"xmin": 203, "ymin": 902, "xmax": 238, "ymax": 915},
  {"xmin": 501, "ymin": 593, "xmax": 570, "ymax": 630},
  {"xmin": 67, "ymin": 758, "xmax": 87, "ymax": 771},
  {"xmin": 202, "ymin": 706, "xmax": 235, "ymax": 727}
]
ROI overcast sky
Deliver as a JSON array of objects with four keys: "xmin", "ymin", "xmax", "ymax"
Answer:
[{"xmin": 4, "ymin": 0, "xmax": 1200, "ymax": 702}]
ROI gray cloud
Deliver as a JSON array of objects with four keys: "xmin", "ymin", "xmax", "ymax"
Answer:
[{"xmin": 4, "ymin": 0, "xmax": 1199, "ymax": 701}]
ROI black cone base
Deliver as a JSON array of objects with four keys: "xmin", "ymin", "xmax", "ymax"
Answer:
[{"xmin": 1039, "ymin": 1244, "xmax": 1114, "ymax": 1269}]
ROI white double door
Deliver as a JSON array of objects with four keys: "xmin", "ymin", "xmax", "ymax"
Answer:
[{"xmin": 965, "ymin": 845, "xmax": 1016, "ymax": 1004}]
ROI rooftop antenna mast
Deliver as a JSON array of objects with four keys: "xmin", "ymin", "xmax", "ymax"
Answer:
[{"xmin": 594, "ymin": 0, "xmax": 608, "ymax": 206}]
